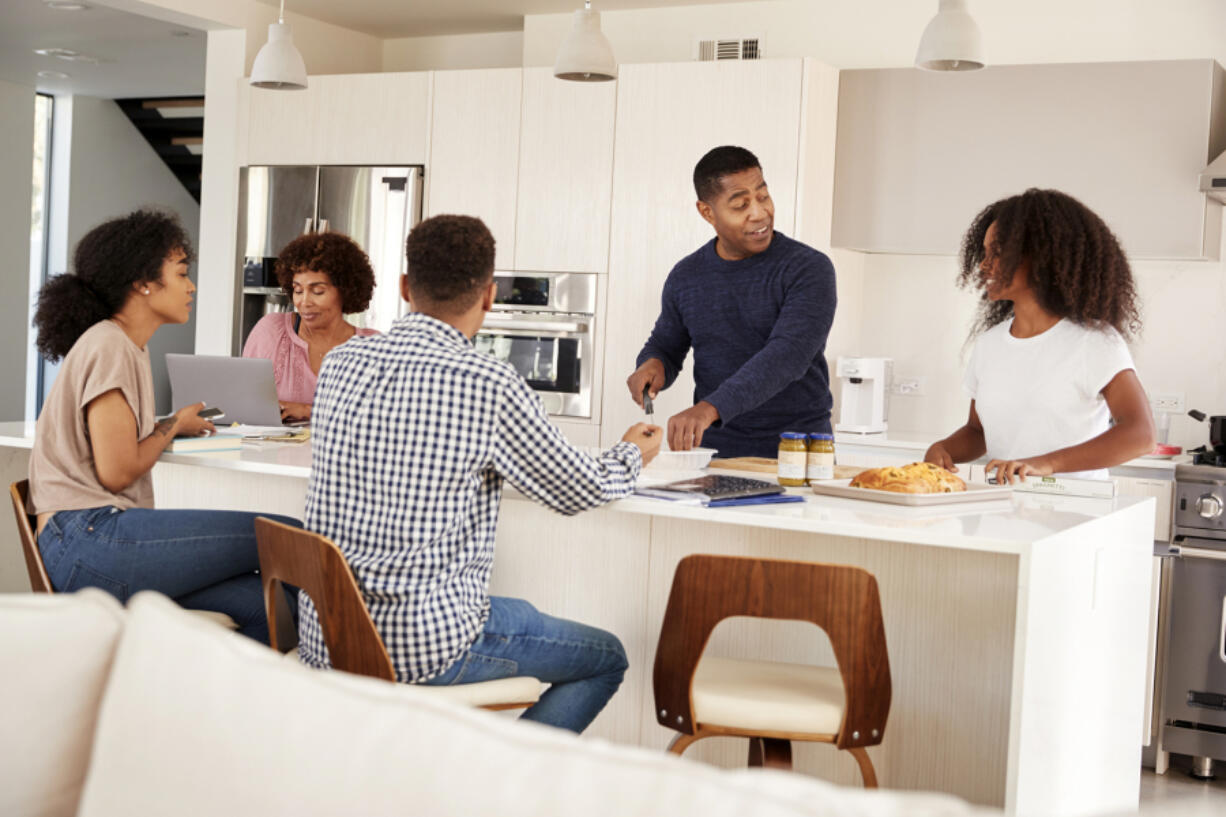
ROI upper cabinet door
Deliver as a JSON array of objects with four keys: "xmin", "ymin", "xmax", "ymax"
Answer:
[
  {"xmin": 246, "ymin": 73, "xmax": 430, "ymax": 166},
  {"xmin": 514, "ymin": 68, "xmax": 617, "ymax": 273},
  {"xmin": 601, "ymin": 59, "xmax": 804, "ymax": 446},
  {"xmin": 832, "ymin": 60, "xmax": 1226, "ymax": 260},
  {"xmin": 427, "ymin": 68, "xmax": 523, "ymax": 271}
]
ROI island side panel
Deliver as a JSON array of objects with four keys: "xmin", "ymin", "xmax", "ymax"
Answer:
[
  {"xmin": 1007, "ymin": 498, "xmax": 1154, "ymax": 817},
  {"xmin": 151, "ymin": 461, "xmax": 309, "ymax": 520},
  {"xmin": 491, "ymin": 500, "xmax": 654, "ymax": 747},
  {"xmin": 644, "ymin": 518, "xmax": 1019, "ymax": 808}
]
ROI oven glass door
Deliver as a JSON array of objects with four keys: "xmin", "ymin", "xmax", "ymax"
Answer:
[{"xmin": 474, "ymin": 333, "xmax": 581, "ymax": 394}]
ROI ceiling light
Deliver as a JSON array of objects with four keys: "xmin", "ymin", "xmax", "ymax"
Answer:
[
  {"xmin": 554, "ymin": 0, "xmax": 617, "ymax": 83},
  {"xmin": 37, "ymin": 70, "xmax": 70, "ymax": 80},
  {"xmin": 250, "ymin": 0, "xmax": 307, "ymax": 90},
  {"xmin": 44, "ymin": 2, "xmax": 91, "ymax": 10},
  {"xmin": 33, "ymin": 47, "xmax": 101, "ymax": 64},
  {"xmin": 915, "ymin": 0, "xmax": 985, "ymax": 72}
]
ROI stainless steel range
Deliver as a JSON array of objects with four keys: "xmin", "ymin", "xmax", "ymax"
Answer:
[{"xmin": 1162, "ymin": 459, "xmax": 1226, "ymax": 778}]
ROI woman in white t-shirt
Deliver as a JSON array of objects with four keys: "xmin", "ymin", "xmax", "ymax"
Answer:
[{"xmin": 924, "ymin": 189, "xmax": 1156, "ymax": 483}]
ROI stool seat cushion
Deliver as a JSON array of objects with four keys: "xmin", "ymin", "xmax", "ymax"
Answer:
[
  {"xmin": 284, "ymin": 648, "xmax": 542, "ymax": 707},
  {"xmin": 692, "ymin": 656, "xmax": 845, "ymax": 736},
  {"xmin": 189, "ymin": 610, "xmax": 239, "ymax": 630}
]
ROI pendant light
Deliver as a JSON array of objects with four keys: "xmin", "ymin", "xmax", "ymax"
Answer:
[
  {"xmin": 915, "ymin": 0, "xmax": 985, "ymax": 72},
  {"xmin": 554, "ymin": 1, "xmax": 617, "ymax": 82},
  {"xmin": 250, "ymin": 0, "xmax": 308, "ymax": 90}
]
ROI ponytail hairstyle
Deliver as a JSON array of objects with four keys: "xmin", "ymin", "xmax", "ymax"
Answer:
[{"xmin": 34, "ymin": 209, "xmax": 194, "ymax": 361}]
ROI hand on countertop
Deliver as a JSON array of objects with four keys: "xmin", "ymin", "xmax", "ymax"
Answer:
[
  {"xmin": 923, "ymin": 442, "xmax": 959, "ymax": 472},
  {"xmin": 985, "ymin": 456, "xmax": 1055, "ymax": 484},
  {"xmin": 627, "ymin": 359, "xmax": 666, "ymax": 408},
  {"xmin": 667, "ymin": 402, "xmax": 719, "ymax": 451}
]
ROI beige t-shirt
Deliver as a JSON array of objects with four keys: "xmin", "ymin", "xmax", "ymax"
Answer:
[{"xmin": 29, "ymin": 320, "xmax": 157, "ymax": 515}]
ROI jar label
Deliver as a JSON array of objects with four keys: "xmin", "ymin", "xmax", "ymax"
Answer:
[
  {"xmin": 806, "ymin": 452, "xmax": 834, "ymax": 481},
  {"xmin": 778, "ymin": 450, "xmax": 806, "ymax": 480}
]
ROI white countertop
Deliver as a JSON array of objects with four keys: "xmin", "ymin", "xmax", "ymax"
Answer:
[
  {"xmin": 0, "ymin": 421, "xmax": 1151, "ymax": 556},
  {"xmin": 835, "ymin": 429, "xmax": 1185, "ymax": 472}
]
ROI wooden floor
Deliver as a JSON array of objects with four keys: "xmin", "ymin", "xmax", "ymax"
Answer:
[{"xmin": 1140, "ymin": 756, "xmax": 1226, "ymax": 816}]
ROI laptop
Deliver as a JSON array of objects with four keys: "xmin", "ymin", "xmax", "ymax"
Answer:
[
  {"xmin": 635, "ymin": 474, "xmax": 784, "ymax": 505},
  {"xmin": 166, "ymin": 354, "xmax": 295, "ymax": 427}
]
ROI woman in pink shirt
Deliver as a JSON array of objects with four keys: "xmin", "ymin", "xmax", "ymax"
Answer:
[{"xmin": 243, "ymin": 232, "xmax": 379, "ymax": 421}]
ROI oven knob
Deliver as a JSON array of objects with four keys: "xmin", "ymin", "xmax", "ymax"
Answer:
[{"xmin": 1195, "ymin": 494, "xmax": 1224, "ymax": 519}]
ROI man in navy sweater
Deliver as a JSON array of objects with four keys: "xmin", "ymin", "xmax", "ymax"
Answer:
[{"xmin": 626, "ymin": 146, "xmax": 837, "ymax": 459}]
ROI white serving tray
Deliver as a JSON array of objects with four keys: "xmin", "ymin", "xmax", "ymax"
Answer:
[{"xmin": 809, "ymin": 479, "xmax": 1013, "ymax": 506}]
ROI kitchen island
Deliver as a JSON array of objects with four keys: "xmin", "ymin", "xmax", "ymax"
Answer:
[{"xmin": 0, "ymin": 422, "xmax": 1154, "ymax": 816}]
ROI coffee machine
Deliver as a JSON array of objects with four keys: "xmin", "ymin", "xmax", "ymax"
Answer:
[{"xmin": 834, "ymin": 357, "xmax": 892, "ymax": 434}]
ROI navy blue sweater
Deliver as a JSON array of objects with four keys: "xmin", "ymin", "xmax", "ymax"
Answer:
[{"xmin": 636, "ymin": 231, "xmax": 837, "ymax": 459}]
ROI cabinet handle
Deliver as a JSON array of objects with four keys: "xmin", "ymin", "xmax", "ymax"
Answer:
[
  {"xmin": 1220, "ymin": 595, "xmax": 1226, "ymax": 664},
  {"xmin": 303, "ymin": 217, "xmax": 314, "ymax": 235}
]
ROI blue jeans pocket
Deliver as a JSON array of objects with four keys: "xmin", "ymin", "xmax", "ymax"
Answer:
[
  {"xmin": 64, "ymin": 560, "xmax": 129, "ymax": 602},
  {"xmin": 449, "ymin": 651, "xmax": 518, "ymax": 684}
]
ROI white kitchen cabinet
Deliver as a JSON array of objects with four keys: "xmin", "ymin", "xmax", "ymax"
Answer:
[
  {"xmin": 427, "ymin": 68, "xmax": 522, "ymax": 271},
  {"xmin": 1113, "ymin": 476, "xmax": 1173, "ymax": 542},
  {"xmin": 600, "ymin": 58, "xmax": 807, "ymax": 447},
  {"xmin": 514, "ymin": 68, "xmax": 616, "ymax": 273},
  {"xmin": 833, "ymin": 59, "xmax": 1226, "ymax": 260},
  {"xmin": 247, "ymin": 73, "xmax": 430, "ymax": 166}
]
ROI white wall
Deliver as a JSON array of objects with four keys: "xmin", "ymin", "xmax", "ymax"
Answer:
[
  {"xmin": 59, "ymin": 95, "xmax": 202, "ymax": 414},
  {"xmin": 383, "ymin": 31, "xmax": 523, "ymax": 71},
  {"xmin": 522, "ymin": 0, "xmax": 1226, "ymax": 69},
  {"xmin": 0, "ymin": 80, "xmax": 34, "ymax": 423}
]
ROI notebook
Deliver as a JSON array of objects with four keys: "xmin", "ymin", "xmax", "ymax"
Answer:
[
  {"xmin": 635, "ymin": 474, "xmax": 784, "ymax": 505},
  {"xmin": 166, "ymin": 354, "xmax": 295, "ymax": 427}
]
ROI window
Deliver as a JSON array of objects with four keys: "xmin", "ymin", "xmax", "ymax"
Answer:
[{"xmin": 30, "ymin": 93, "xmax": 53, "ymax": 415}]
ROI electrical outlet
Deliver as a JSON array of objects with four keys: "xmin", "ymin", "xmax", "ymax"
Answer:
[
  {"xmin": 892, "ymin": 376, "xmax": 926, "ymax": 396},
  {"xmin": 1151, "ymin": 392, "xmax": 1185, "ymax": 414}
]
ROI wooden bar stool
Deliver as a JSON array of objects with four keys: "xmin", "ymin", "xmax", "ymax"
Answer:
[
  {"xmin": 8, "ymin": 480, "xmax": 239, "ymax": 630},
  {"xmin": 254, "ymin": 517, "xmax": 541, "ymax": 711},
  {"xmin": 653, "ymin": 554, "xmax": 891, "ymax": 786}
]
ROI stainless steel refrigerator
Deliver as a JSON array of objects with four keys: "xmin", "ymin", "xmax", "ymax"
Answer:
[{"xmin": 234, "ymin": 165, "xmax": 424, "ymax": 353}]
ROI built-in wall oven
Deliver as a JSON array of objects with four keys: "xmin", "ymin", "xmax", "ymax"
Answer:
[
  {"xmin": 1161, "ymin": 461, "xmax": 1226, "ymax": 778},
  {"xmin": 474, "ymin": 272, "xmax": 596, "ymax": 419}
]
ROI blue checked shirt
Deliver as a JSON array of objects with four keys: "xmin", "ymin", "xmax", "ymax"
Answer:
[{"xmin": 299, "ymin": 312, "xmax": 643, "ymax": 682}]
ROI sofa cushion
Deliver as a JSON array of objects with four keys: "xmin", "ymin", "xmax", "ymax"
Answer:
[
  {"xmin": 79, "ymin": 592, "xmax": 993, "ymax": 817},
  {"xmin": 0, "ymin": 589, "xmax": 125, "ymax": 817}
]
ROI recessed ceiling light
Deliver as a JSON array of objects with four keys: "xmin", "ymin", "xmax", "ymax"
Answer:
[
  {"xmin": 37, "ymin": 70, "xmax": 70, "ymax": 80},
  {"xmin": 44, "ymin": 1, "xmax": 92, "ymax": 10},
  {"xmin": 33, "ymin": 47, "xmax": 102, "ymax": 63}
]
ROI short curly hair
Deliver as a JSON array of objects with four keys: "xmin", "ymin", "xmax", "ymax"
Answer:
[
  {"xmin": 275, "ymin": 232, "xmax": 375, "ymax": 314},
  {"xmin": 958, "ymin": 188, "xmax": 1141, "ymax": 339},
  {"xmin": 34, "ymin": 208, "xmax": 194, "ymax": 362},
  {"xmin": 405, "ymin": 215, "xmax": 495, "ymax": 312}
]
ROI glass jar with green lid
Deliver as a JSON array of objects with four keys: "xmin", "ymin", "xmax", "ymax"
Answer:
[
  {"xmin": 806, "ymin": 433, "xmax": 835, "ymax": 483},
  {"xmin": 777, "ymin": 432, "xmax": 808, "ymax": 487}
]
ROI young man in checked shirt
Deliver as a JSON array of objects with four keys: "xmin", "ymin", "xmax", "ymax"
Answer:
[{"xmin": 301, "ymin": 215, "xmax": 662, "ymax": 733}]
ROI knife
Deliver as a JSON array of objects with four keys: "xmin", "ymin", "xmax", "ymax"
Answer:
[{"xmin": 642, "ymin": 384, "xmax": 655, "ymax": 431}]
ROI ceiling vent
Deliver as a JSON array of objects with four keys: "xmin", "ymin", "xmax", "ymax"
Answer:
[{"xmin": 695, "ymin": 37, "xmax": 762, "ymax": 62}]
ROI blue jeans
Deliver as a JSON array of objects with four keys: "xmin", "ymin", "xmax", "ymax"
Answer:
[
  {"xmin": 38, "ymin": 506, "xmax": 300, "ymax": 644},
  {"xmin": 423, "ymin": 597, "xmax": 628, "ymax": 734}
]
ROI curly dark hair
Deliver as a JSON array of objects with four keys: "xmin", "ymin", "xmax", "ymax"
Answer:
[
  {"xmin": 693, "ymin": 145, "xmax": 762, "ymax": 203},
  {"xmin": 34, "ymin": 208, "xmax": 195, "ymax": 362},
  {"xmin": 958, "ymin": 188, "xmax": 1141, "ymax": 339},
  {"xmin": 405, "ymin": 215, "xmax": 495, "ymax": 311},
  {"xmin": 275, "ymin": 232, "xmax": 375, "ymax": 314}
]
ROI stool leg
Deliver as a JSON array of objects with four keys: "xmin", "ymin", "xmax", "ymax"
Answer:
[
  {"xmin": 847, "ymin": 747, "xmax": 878, "ymax": 788},
  {"xmin": 667, "ymin": 731, "xmax": 702, "ymax": 756},
  {"xmin": 747, "ymin": 737, "xmax": 793, "ymax": 770}
]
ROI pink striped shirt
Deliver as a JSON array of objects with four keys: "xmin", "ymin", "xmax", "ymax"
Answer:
[{"xmin": 241, "ymin": 312, "xmax": 379, "ymax": 405}]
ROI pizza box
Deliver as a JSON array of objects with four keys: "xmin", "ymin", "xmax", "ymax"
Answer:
[{"xmin": 809, "ymin": 479, "xmax": 1013, "ymax": 506}]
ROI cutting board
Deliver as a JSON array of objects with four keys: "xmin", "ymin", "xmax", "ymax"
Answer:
[{"xmin": 709, "ymin": 458, "xmax": 862, "ymax": 480}]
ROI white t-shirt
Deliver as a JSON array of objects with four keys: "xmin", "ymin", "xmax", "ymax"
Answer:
[{"xmin": 963, "ymin": 319, "xmax": 1135, "ymax": 480}]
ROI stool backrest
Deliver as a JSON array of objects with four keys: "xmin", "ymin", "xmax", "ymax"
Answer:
[
  {"xmin": 653, "ymin": 554, "xmax": 890, "ymax": 750},
  {"xmin": 10, "ymin": 481, "xmax": 52, "ymax": 593},
  {"xmin": 253, "ymin": 517, "xmax": 395, "ymax": 681}
]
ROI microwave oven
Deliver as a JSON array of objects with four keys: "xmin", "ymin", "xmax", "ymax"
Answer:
[{"xmin": 475, "ymin": 272, "xmax": 596, "ymax": 419}]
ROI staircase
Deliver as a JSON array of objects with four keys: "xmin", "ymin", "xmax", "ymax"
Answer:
[{"xmin": 116, "ymin": 97, "xmax": 203, "ymax": 202}]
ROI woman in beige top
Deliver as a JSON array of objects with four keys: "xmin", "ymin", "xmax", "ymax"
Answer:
[{"xmin": 29, "ymin": 209, "xmax": 299, "ymax": 643}]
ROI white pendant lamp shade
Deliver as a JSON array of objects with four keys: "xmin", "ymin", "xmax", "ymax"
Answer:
[
  {"xmin": 554, "ymin": 1, "xmax": 617, "ymax": 82},
  {"xmin": 250, "ymin": 9, "xmax": 307, "ymax": 90},
  {"xmin": 915, "ymin": 0, "xmax": 985, "ymax": 72}
]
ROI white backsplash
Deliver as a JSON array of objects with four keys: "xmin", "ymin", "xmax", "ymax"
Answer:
[{"xmin": 834, "ymin": 211, "xmax": 1226, "ymax": 452}]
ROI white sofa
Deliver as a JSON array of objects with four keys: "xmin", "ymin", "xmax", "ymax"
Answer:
[{"xmin": 0, "ymin": 589, "xmax": 999, "ymax": 817}]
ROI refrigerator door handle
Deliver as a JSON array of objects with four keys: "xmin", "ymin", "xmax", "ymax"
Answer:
[
  {"xmin": 318, "ymin": 218, "xmax": 330, "ymax": 234},
  {"xmin": 1220, "ymin": 594, "xmax": 1226, "ymax": 663},
  {"xmin": 303, "ymin": 217, "xmax": 315, "ymax": 235}
]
